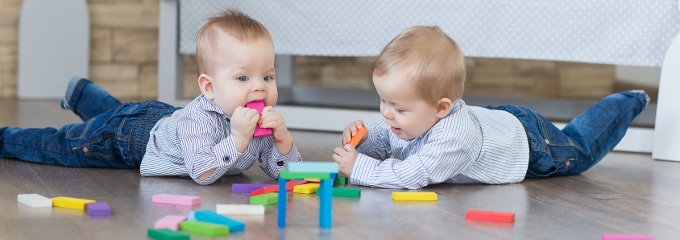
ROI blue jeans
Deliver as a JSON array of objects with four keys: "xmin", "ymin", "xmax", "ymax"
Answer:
[
  {"xmin": 0, "ymin": 78, "xmax": 180, "ymax": 168},
  {"xmin": 486, "ymin": 91, "xmax": 648, "ymax": 178}
]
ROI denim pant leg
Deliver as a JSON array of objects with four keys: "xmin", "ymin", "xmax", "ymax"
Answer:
[
  {"xmin": 561, "ymin": 91, "xmax": 648, "ymax": 168},
  {"xmin": 1, "ymin": 101, "xmax": 179, "ymax": 168},
  {"xmin": 487, "ymin": 91, "xmax": 647, "ymax": 178},
  {"xmin": 66, "ymin": 77, "xmax": 122, "ymax": 121}
]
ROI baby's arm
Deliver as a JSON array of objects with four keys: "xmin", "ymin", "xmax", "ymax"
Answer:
[
  {"xmin": 258, "ymin": 137, "xmax": 302, "ymax": 178},
  {"xmin": 350, "ymin": 144, "xmax": 471, "ymax": 189},
  {"xmin": 177, "ymin": 111, "xmax": 247, "ymax": 185},
  {"xmin": 256, "ymin": 106, "xmax": 300, "ymax": 177}
]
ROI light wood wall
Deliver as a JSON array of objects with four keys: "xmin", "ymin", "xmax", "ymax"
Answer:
[
  {"xmin": 1, "ymin": 0, "xmax": 618, "ymax": 102},
  {"xmin": 0, "ymin": 0, "xmax": 167, "ymax": 101}
]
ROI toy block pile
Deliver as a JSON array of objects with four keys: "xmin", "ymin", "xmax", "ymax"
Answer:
[
  {"xmin": 278, "ymin": 162, "xmax": 348, "ymax": 229},
  {"xmin": 148, "ymin": 193, "xmax": 250, "ymax": 239},
  {"xmin": 18, "ymin": 194, "xmax": 111, "ymax": 217}
]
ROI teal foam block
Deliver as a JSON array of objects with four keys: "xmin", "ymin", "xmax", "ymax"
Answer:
[
  {"xmin": 288, "ymin": 162, "xmax": 339, "ymax": 173},
  {"xmin": 194, "ymin": 209, "xmax": 245, "ymax": 232}
]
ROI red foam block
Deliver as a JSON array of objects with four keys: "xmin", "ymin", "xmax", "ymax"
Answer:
[{"xmin": 465, "ymin": 210, "xmax": 515, "ymax": 223}]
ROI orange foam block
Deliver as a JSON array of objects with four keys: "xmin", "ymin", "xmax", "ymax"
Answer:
[
  {"xmin": 152, "ymin": 194, "xmax": 200, "ymax": 206},
  {"xmin": 465, "ymin": 210, "xmax": 515, "ymax": 223},
  {"xmin": 348, "ymin": 127, "xmax": 367, "ymax": 147}
]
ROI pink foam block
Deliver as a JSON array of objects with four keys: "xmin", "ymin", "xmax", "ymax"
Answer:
[
  {"xmin": 154, "ymin": 215, "xmax": 187, "ymax": 231},
  {"xmin": 152, "ymin": 194, "xmax": 200, "ymax": 206},
  {"xmin": 602, "ymin": 234, "xmax": 654, "ymax": 240},
  {"xmin": 245, "ymin": 100, "xmax": 272, "ymax": 138}
]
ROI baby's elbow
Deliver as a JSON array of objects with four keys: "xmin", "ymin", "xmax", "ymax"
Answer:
[
  {"xmin": 197, "ymin": 168, "xmax": 216, "ymax": 180},
  {"xmin": 405, "ymin": 182, "xmax": 428, "ymax": 190},
  {"xmin": 194, "ymin": 179, "xmax": 212, "ymax": 185}
]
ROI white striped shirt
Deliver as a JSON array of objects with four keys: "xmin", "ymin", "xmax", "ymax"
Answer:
[
  {"xmin": 350, "ymin": 99, "xmax": 529, "ymax": 189},
  {"xmin": 140, "ymin": 94, "xmax": 301, "ymax": 185}
]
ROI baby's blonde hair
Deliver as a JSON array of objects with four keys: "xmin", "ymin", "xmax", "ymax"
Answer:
[
  {"xmin": 195, "ymin": 9, "xmax": 272, "ymax": 75},
  {"xmin": 373, "ymin": 26, "xmax": 466, "ymax": 105}
]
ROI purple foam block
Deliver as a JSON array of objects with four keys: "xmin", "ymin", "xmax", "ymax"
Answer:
[
  {"xmin": 232, "ymin": 183, "xmax": 276, "ymax": 193},
  {"xmin": 86, "ymin": 202, "xmax": 111, "ymax": 216}
]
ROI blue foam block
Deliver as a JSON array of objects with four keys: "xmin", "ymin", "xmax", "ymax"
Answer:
[{"xmin": 194, "ymin": 209, "xmax": 245, "ymax": 232}]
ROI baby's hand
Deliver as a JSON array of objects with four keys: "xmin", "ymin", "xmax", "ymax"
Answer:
[
  {"xmin": 332, "ymin": 144, "xmax": 359, "ymax": 177},
  {"xmin": 259, "ymin": 107, "xmax": 294, "ymax": 155},
  {"xmin": 259, "ymin": 106, "xmax": 289, "ymax": 141},
  {"xmin": 342, "ymin": 121, "xmax": 366, "ymax": 146},
  {"xmin": 230, "ymin": 106, "xmax": 259, "ymax": 149}
]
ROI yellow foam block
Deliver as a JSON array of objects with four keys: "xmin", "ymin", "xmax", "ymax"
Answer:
[
  {"xmin": 293, "ymin": 183, "xmax": 320, "ymax": 194},
  {"xmin": 304, "ymin": 178, "xmax": 321, "ymax": 183},
  {"xmin": 52, "ymin": 196, "xmax": 96, "ymax": 210},
  {"xmin": 391, "ymin": 192, "xmax": 438, "ymax": 201}
]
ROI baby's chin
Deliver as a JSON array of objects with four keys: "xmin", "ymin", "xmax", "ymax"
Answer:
[{"xmin": 392, "ymin": 128, "xmax": 424, "ymax": 140}]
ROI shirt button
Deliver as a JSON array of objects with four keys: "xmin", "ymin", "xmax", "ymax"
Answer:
[
  {"xmin": 277, "ymin": 161, "xmax": 284, "ymax": 166},
  {"xmin": 224, "ymin": 156, "xmax": 230, "ymax": 161}
]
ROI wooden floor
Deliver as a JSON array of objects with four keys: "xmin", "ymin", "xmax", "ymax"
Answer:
[{"xmin": 1, "ymin": 99, "xmax": 680, "ymax": 240}]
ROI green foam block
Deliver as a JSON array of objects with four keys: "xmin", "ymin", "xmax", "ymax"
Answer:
[
  {"xmin": 250, "ymin": 193, "xmax": 282, "ymax": 205},
  {"xmin": 334, "ymin": 175, "xmax": 347, "ymax": 186},
  {"xmin": 280, "ymin": 169, "xmax": 331, "ymax": 180},
  {"xmin": 179, "ymin": 220, "xmax": 229, "ymax": 236},
  {"xmin": 147, "ymin": 228, "xmax": 190, "ymax": 240}
]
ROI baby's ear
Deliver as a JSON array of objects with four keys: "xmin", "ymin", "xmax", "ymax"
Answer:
[
  {"xmin": 198, "ymin": 74, "xmax": 215, "ymax": 100},
  {"xmin": 435, "ymin": 98, "xmax": 453, "ymax": 118}
]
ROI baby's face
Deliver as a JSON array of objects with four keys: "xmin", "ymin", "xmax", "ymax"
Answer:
[
  {"xmin": 208, "ymin": 32, "xmax": 277, "ymax": 117},
  {"xmin": 373, "ymin": 68, "xmax": 441, "ymax": 140}
]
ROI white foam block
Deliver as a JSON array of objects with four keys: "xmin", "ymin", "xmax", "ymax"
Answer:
[
  {"xmin": 18, "ymin": 194, "xmax": 52, "ymax": 208},
  {"xmin": 216, "ymin": 204, "xmax": 265, "ymax": 215}
]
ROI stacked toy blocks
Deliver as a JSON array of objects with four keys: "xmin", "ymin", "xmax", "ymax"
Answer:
[
  {"xmin": 150, "ymin": 209, "xmax": 245, "ymax": 238},
  {"xmin": 278, "ymin": 162, "xmax": 339, "ymax": 228},
  {"xmin": 148, "ymin": 193, "xmax": 250, "ymax": 238}
]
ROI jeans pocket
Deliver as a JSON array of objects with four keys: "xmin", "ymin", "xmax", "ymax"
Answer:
[
  {"xmin": 525, "ymin": 114, "xmax": 581, "ymax": 178},
  {"xmin": 527, "ymin": 147, "xmax": 567, "ymax": 178},
  {"xmin": 65, "ymin": 107, "xmax": 119, "ymax": 140},
  {"xmin": 80, "ymin": 136, "xmax": 118, "ymax": 161}
]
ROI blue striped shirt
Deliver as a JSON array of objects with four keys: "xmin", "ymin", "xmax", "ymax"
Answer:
[
  {"xmin": 350, "ymin": 99, "xmax": 529, "ymax": 189},
  {"xmin": 140, "ymin": 94, "xmax": 301, "ymax": 185}
]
